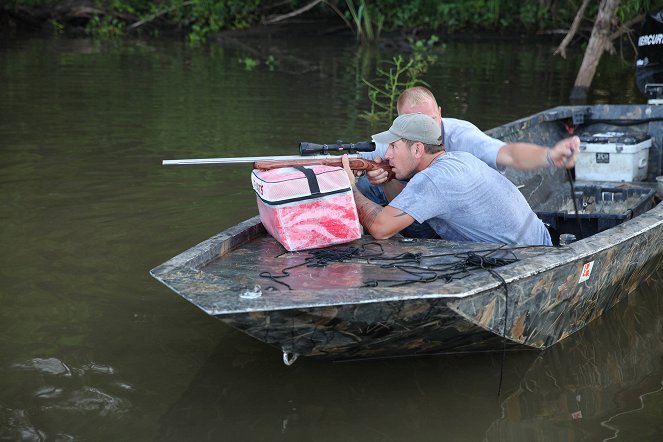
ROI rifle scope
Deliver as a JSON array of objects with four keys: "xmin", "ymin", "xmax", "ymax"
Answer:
[{"xmin": 299, "ymin": 141, "xmax": 375, "ymax": 156}]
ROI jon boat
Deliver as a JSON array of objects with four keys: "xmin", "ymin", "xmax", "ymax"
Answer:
[{"xmin": 151, "ymin": 97, "xmax": 663, "ymax": 364}]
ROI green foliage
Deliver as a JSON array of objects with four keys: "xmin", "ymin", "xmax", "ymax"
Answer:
[
  {"xmin": 86, "ymin": 15, "xmax": 126, "ymax": 39},
  {"xmin": 239, "ymin": 56, "xmax": 258, "ymax": 71},
  {"xmin": 407, "ymin": 34, "xmax": 439, "ymax": 80},
  {"xmin": 344, "ymin": 0, "xmax": 383, "ymax": 43},
  {"xmin": 8, "ymin": 0, "xmax": 657, "ymax": 41},
  {"xmin": 615, "ymin": 0, "xmax": 656, "ymax": 22},
  {"xmin": 9, "ymin": 0, "xmax": 50, "ymax": 6},
  {"xmin": 187, "ymin": 23, "xmax": 208, "ymax": 46},
  {"xmin": 518, "ymin": 2, "xmax": 549, "ymax": 31},
  {"xmin": 360, "ymin": 36, "xmax": 439, "ymax": 124},
  {"xmin": 369, "ymin": 0, "xmax": 653, "ymax": 33},
  {"xmin": 49, "ymin": 18, "xmax": 64, "ymax": 35},
  {"xmin": 185, "ymin": 0, "xmax": 261, "ymax": 45},
  {"xmin": 265, "ymin": 55, "xmax": 277, "ymax": 71},
  {"xmin": 108, "ymin": 0, "xmax": 137, "ymax": 14},
  {"xmin": 236, "ymin": 55, "xmax": 278, "ymax": 71}
]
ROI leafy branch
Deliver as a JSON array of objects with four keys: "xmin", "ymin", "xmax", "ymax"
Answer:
[{"xmin": 360, "ymin": 36, "xmax": 439, "ymax": 124}]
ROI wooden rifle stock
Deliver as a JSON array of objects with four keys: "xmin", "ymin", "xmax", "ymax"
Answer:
[{"xmin": 254, "ymin": 158, "xmax": 395, "ymax": 181}]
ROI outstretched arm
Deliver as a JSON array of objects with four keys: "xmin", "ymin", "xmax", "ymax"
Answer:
[
  {"xmin": 342, "ymin": 155, "xmax": 414, "ymax": 239},
  {"xmin": 496, "ymin": 136, "xmax": 580, "ymax": 170}
]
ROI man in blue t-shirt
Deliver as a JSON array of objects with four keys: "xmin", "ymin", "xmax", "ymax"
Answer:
[
  {"xmin": 357, "ymin": 86, "xmax": 579, "ymax": 238},
  {"xmin": 342, "ymin": 113, "xmax": 552, "ymax": 246}
]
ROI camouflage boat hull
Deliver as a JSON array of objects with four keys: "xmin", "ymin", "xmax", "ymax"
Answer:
[{"xmin": 151, "ymin": 104, "xmax": 663, "ymax": 363}]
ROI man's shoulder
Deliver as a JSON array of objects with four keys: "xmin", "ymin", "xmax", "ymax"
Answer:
[
  {"xmin": 441, "ymin": 118, "xmax": 491, "ymax": 145},
  {"xmin": 420, "ymin": 151, "xmax": 480, "ymax": 176},
  {"xmin": 441, "ymin": 117, "xmax": 478, "ymax": 131},
  {"xmin": 442, "ymin": 150, "xmax": 485, "ymax": 164},
  {"xmin": 421, "ymin": 152, "xmax": 493, "ymax": 180}
]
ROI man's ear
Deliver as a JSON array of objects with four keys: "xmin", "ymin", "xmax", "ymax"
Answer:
[{"xmin": 413, "ymin": 142, "xmax": 425, "ymax": 158}]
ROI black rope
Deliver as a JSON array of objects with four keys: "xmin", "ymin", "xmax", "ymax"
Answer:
[
  {"xmin": 265, "ymin": 243, "xmax": 518, "ymax": 289},
  {"xmin": 260, "ymin": 243, "xmax": 521, "ymax": 290},
  {"xmin": 484, "ymin": 267, "xmax": 509, "ymax": 397},
  {"xmin": 566, "ymin": 168, "xmax": 585, "ymax": 240},
  {"xmin": 260, "ymin": 242, "xmax": 385, "ymax": 290},
  {"xmin": 474, "ymin": 249, "xmax": 515, "ymax": 398}
]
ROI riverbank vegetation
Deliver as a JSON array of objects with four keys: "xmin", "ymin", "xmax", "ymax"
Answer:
[
  {"xmin": 3, "ymin": 1, "xmax": 656, "ymax": 103},
  {"xmin": 3, "ymin": 0, "xmax": 656, "ymax": 45}
]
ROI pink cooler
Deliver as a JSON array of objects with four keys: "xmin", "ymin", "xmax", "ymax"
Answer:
[{"xmin": 251, "ymin": 165, "xmax": 362, "ymax": 251}]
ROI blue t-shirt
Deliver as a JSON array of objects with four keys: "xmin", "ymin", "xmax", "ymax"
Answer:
[{"xmin": 389, "ymin": 151, "xmax": 552, "ymax": 246}]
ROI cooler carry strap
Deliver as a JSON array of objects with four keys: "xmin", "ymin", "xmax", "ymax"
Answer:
[{"xmin": 293, "ymin": 166, "xmax": 321, "ymax": 195}]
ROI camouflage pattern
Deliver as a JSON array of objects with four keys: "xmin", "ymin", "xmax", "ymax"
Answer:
[
  {"xmin": 484, "ymin": 259, "xmax": 663, "ymax": 439},
  {"xmin": 150, "ymin": 104, "xmax": 663, "ymax": 362}
]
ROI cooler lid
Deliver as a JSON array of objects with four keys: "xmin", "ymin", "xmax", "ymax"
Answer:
[
  {"xmin": 251, "ymin": 165, "xmax": 351, "ymax": 203},
  {"xmin": 579, "ymin": 131, "xmax": 650, "ymax": 144}
]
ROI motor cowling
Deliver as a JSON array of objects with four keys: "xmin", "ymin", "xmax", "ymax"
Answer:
[{"xmin": 636, "ymin": 8, "xmax": 663, "ymax": 100}]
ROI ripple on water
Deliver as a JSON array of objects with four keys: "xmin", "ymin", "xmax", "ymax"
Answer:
[
  {"xmin": 13, "ymin": 357, "xmax": 117, "ymax": 377},
  {"xmin": 12, "ymin": 357, "xmax": 73, "ymax": 377},
  {"xmin": 43, "ymin": 386, "xmax": 130, "ymax": 417},
  {"xmin": 0, "ymin": 407, "xmax": 46, "ymax": 442},
  {"xmin": 9, "ymin": 357, "xmax": 133, "ymax": 420}
]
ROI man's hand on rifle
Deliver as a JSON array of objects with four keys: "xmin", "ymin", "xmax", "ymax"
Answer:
[{"xmin": 366, "ymin": 157, "xmax": 390, "ymax": 185}]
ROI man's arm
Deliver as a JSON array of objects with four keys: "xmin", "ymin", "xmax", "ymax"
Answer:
[
  {"xmin": 496, "ymin": 136, "xmax": 580, "ymax": 170},
  {"xmin": 342, "ymin": 155, "xmax": 414, "ymax": 239}
]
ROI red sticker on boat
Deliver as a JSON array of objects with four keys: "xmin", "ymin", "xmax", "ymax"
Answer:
[{"xmin": 578, "ymin": 261, "xmax": 594, "ymax": 283}]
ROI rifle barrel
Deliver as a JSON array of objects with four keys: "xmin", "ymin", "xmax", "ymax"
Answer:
[{"xmin": 162, "ymin": 154, "xmax": 361, "ymax": 166}]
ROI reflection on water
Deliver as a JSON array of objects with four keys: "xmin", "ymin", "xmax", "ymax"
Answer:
[
  {"xmin": 158, "ymin": 265, "xmax": 663, "ymax": 441},
  {"xmin": 1, "ymin": 36, "xmax": 661, "ymax": 440},
  {"xmin": 156, "ymin": 339, "xmax": 538, "ymax": 441},
  {"xmin": 488, "ymin": 262, "xmax": 663, "ymax": 441}
]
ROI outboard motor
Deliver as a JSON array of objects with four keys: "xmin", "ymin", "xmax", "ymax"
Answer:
[{"xmin": 636, "ymin": 7, "xmax": 663, "ymax": 103}]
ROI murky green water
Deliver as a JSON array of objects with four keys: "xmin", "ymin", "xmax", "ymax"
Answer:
[{"xmin": 1, "ymin": 35, "xmax": 661, "ymax": 441}]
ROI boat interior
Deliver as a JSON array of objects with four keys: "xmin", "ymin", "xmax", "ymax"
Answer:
[{"xmin": 493, "ymin": 86, "xmax": 663, "ymax": 246}]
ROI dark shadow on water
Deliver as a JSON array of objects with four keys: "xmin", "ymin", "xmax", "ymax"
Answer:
[
  {"xmin": 155, "ymin": 333, "xmax": 537, "ymax": 441},
  {"xmin": 156, "ymin": 263, "xmax": 663, "ymax": 442}
]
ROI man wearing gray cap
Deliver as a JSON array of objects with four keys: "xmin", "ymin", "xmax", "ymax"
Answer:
[
  {"xmin": 342, "ymin": 113, "xmax": 552, "ymax": 246},
  {"xmin": 357, "ymin": 86, "xmax": 578, "ymax": 238}
]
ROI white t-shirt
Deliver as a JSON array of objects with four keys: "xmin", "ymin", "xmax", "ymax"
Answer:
[{"xmin": 363, "ymin": 117, "xmax": 505, "ymax": 170}]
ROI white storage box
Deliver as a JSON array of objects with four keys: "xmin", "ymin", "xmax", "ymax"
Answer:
[{"xmin": 576, "ymin": 132, "xmax": 652, "ymax": 182}]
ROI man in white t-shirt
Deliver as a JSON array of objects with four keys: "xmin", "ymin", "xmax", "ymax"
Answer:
[{"xmin": 343, "ymin": 113, "xmax": 552, "ymax": 246}]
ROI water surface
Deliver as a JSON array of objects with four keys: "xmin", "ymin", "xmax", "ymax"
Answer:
[{"xmin": 1, "ymin": 35, "xmax": 661, "ymax": 441}]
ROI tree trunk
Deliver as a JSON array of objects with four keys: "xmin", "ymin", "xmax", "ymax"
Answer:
[
  {"xmin": 569, "ymin": 0, "xmax": 621, "ymax": 103},
  {"xmin": 554, "ymin": 0, "xmax": 591, "ymax": 59}
]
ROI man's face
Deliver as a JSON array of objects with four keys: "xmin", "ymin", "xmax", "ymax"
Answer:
[
  {"xmin": 384, "ymin": 139, "xmax": 419, "ymax": 180},
  {"xmin": 398, "ymin": 100, "xmax": 442, "ymax": 125}
]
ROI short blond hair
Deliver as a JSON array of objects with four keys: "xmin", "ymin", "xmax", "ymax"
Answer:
[{"xmin": 397, "ymin": 87, "xmax": 437, "ymax": 114}]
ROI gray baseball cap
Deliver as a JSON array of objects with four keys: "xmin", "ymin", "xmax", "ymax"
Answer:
[{"xmin": 372, "ymin": 113, "xmax": 442, "ymax": 145}]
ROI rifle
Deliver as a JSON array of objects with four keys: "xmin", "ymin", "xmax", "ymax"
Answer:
[{"xmin": 163, "ymin": 141, "xmax": 394, "ymax": 180}]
